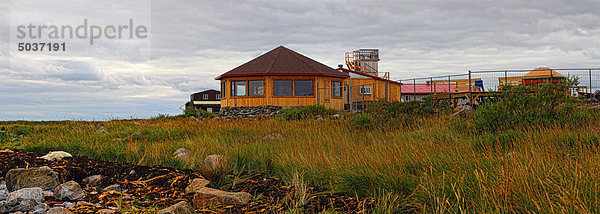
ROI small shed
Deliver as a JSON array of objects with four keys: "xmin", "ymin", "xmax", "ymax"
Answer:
[{"xmin": 522, "ymin": 67, "xmax": 566, "ymax": 86}]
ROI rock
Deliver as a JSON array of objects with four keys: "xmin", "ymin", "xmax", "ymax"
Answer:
[
  {"xmin": 129, "ymin": 170, "xmax": 136, "ymax": 175},
  {"xmin": 97, "ymin": 209, "xmax": 116, "ymax": 214},
  {"xmin": 102, "ymin": 184, "xmax": 122, "ymax": 193},
  {"xmin": 451, "ymin": 105, "xmax": 473, "ymax": 118},
  {"xmin": 97, "ymin": 126, "xmax": 107, "ymax": 133},
  {"xmin": 13, "ymin": 138, "xmax": 20, "ymax": 142},
  {"xmin": 6, "ymin": 187, "xmax": 44, "ymax": 212},
  {"xmin": 33, "ymin": 202, "xmax": 49, "ymax": 211},
  {"xmin": 157, "ymin": 201, "xmax": 194, "ymax": 214},
  {"xmin": 42, "ymin": 191, "xmax": 54, "ymax": 198},
  {"xmin": 204, "ymin": 154, "xmax": 227, "ymax": 172},
  {"xmin": 32, "ymin": 209, "xmax": 47, "ymax": 214},
  {"xmin": 7, "ymin": 187, "xmax": 44, "ymax": 204},
  {"xmin": 62, "ymin": 202, "xmax": 75, "ymax": 208},
  {"xmin": 0, "ymin": 201, "xmax": 7, "ymax": 213},
  {"xmin": 5, "ymin": 166, "xmax": 60, "ymax": 191},
  {"xmin": 46, "ymin": 207, "xmax": 73, "ymax": 214},
  {"xmin": 192, "ymin": 188, "xmax": 252, "ymax": 207},
  {"xmin": 0, "ymin": 149, "xmax": 14, "ymax": 153},
  {"xmin": 0, "ymin": 183, "xmax": 7, "ymax": 201},
  {"xmin": 54, "ymin": 181, "xmax": 84, "ymax": 201},
  {"xmin": 185, "ymin": 178, "xmax": 210, "ymax": 194},
  {"xmin": 262, "ymin": 133, "xmax": 285, "ymax": 141},
  {"xmin": 330, "ymin": 114, "xmax": 341, "ymax": 119},
  {"xmin": 39, "ymin": 151, "xmax": 72, "ymax": 161},
  {"xmin": 173, "ymin": 148, "xmax": 190, "ymax": 162},
  {"xmin": 82, "ymin": 175, "xmax": 102, "ymax": 186}
]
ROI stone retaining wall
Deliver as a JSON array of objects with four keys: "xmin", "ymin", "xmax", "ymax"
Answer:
[{"xmin": 218, "ymin": 106, "xmax": 284, "ymax": 118}]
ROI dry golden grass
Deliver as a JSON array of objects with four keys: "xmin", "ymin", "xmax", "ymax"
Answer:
[{"xmin": 1, "ymin": 116, "xmax": 599, "ymax": 213}]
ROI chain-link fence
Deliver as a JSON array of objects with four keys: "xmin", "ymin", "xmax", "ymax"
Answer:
[{"xmin": 318, "ymin": 68, "xmax": 600, "ymax": 110}]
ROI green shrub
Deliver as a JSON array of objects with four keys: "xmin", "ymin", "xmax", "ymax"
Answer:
[
  {"xmin": 348, "ymin": 114, "xmax": 377, "ymax": 129},
  {"xmin": 183, "ymin": 108, "xmax": 214, "ymax": 118},
  {"xmin": 471, "ymin": 77, "xmax": 591, "ymax": 132},
  {"xmin": 276, "ymin": 105, "xmax": 337, "ymax": 120}
]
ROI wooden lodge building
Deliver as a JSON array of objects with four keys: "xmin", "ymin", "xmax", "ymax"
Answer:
[
  {"xmin": 215, "ymin": 46, "xmax": 469, "ymax": 110},
  {"xmin": 216, "ymin": 46, "xmax": 350, "ymax": 110}
]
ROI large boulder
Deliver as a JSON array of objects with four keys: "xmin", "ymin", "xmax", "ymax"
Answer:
[
  {"xmin": 39, "ymin": 151, "xmax": 72, "ymax": 161},
  {"xmin": 192, "ymin": 188, "xmax": 251, "ymax": 207},
  {"xmin": 5, "ymin": 166, "xmax": 60, "ymax": 191},
  {"xmin": 6, "ymin": 187, "xmax": 44, "ymax": 212},
  {"xmin": 54, "ymin": 181, "xmax": 84, "ymax": 201},
  {"xmin": 185, "ymin": 178, "xmax": 210, "ymax": 194},
  {"xmin": 157, "ymin": 201, "xmax": 194, "ymax": 214}
]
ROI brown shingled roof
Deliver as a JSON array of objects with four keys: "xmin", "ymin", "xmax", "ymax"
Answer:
[{"xmin": 215, "ymin": 46, "xmax": 349, "ymax": 80}]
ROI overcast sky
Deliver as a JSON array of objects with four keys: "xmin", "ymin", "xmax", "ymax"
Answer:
[{"xmin": 1, "ymin": 0, "xmax": 599, "ymax": 120}]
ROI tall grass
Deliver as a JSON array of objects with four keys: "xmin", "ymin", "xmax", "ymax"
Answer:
[{"xmin": 0, "ymin": 114, "xmax": 599, "ymax": 212}]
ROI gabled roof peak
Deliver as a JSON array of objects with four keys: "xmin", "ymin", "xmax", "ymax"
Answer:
[{"xmin": 216, "ymin": 46, "xmax": 349, "ymax": 79}]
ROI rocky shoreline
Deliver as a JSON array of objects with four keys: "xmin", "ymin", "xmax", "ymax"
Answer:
[{"xmin": 0, "ymin": 149, "xmax": 374, "ymax": 213}]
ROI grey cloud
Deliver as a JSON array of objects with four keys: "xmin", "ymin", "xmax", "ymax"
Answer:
[{"xmin": 2, "ymin": 0, "xmax": 600, "ymax": 120}]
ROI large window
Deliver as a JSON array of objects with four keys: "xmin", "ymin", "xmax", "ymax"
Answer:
[
  {"xmin": 248, "ymin": 80, "xmax": 264, "ymax": 96},
  {"xmin": 274, "ymin": 80, "xmax": 293, "ymax": 96},
  {"xmin": 221, "ymin": 82, "xmax": 226, "ymax": 98},
  {"xmin": 332, "ymin": 81, "xmax": 342, "ymax": 97},
  {"xmin": 294, "ymin": 80, "xmax": 313, "ymax": 96},
  {"xmin": 231, "ymin": 81, "xmax": 246, "ymax": 96}
]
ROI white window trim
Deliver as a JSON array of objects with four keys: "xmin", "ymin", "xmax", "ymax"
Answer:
[
  {"xmin": 360, "ymin": 87, "xmax": 372, "ymax": 95},
  {"xmin": 216, "ymin": 94, "xmax": 221, "ymax": 99},
  {"xmin": 203, "ymin": 94, "xmax": 208, "ymax": 100}
]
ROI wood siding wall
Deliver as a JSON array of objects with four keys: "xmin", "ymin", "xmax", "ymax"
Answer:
[
  {"xmin": 220, "ymin": 76, "xmax": 346, "ymax": 110},
  {"xmin": 343, "ymin": 78, "xmax": 402, "ymax": 102}
]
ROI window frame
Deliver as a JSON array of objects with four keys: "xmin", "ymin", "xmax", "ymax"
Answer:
[
  {"xmin": 247, "ymin": 80, "xmax": 265, "ymax": 97},
  {"xmin": 272, "ymin": 78, "xmax": 316, "ymax": 97},
  {"xmin": 216, "ymin": 93, "xmax": 221, "ymax": 100},
  {"xmin": 221, "ymin": 82, "xmax": 226, "ymax": 99},
  {"xmin": 231, "ymin": 80, "xmax": 247, "ymax": 97},
  {"xmin": 360, "ymin": 86, "xmax": 372, "ymax": 95},
  {"xmin": 293, "ymin": 80, "xmax": 314, "ymax": 97},
  {"xmin": 203, "ymin": 94, "xmax": 208, "ymax": 100},
  {"xmin": 332, "ymin": 81, "xmax": 342, "ymax": 97}
]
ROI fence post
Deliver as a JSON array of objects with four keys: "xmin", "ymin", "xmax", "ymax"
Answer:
[
  {"xmin": 589, "ymin": 69, "xmax": 593, "ymax": 92},
  {"xmin": 317, "ymin": 82, "xmax": 320, "ymax": 105},
  {"xmin": 399, "ymin": 80, "xmax": 402, "ymax": 102},
  {"xmin": 349, "ymin": 80, "xmax": 353, "ymax": 111},
  {"xmin": 448, "ymin": 75, "xmax": 451, "ymax": 107},
  {"xmin": 413, "ymin": 79, "xmax": 416, "ymax": 101},
  {"xmin": 430, "ymin": 77, "xmax": 433, "ymax": 105},
  {"xmin": 385, "ymin": 82, "xmax": 389, "ymax": 101},
  {"xmin": 504, "ymin": 70, "xmax": 508, "ymax": 90},
  {"xmin": 468, "ymin": 70, "xmax": 472, "ymax": 105}
]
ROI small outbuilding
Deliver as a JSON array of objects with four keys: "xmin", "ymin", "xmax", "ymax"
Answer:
[{"xmin": 185, "ymin": 89, "xmax": 221, "ymax": 112}]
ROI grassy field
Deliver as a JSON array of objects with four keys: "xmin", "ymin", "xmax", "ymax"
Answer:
[{"xmin": 1, "ymin": 113, "xmax": 599, "ymax": 213}]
